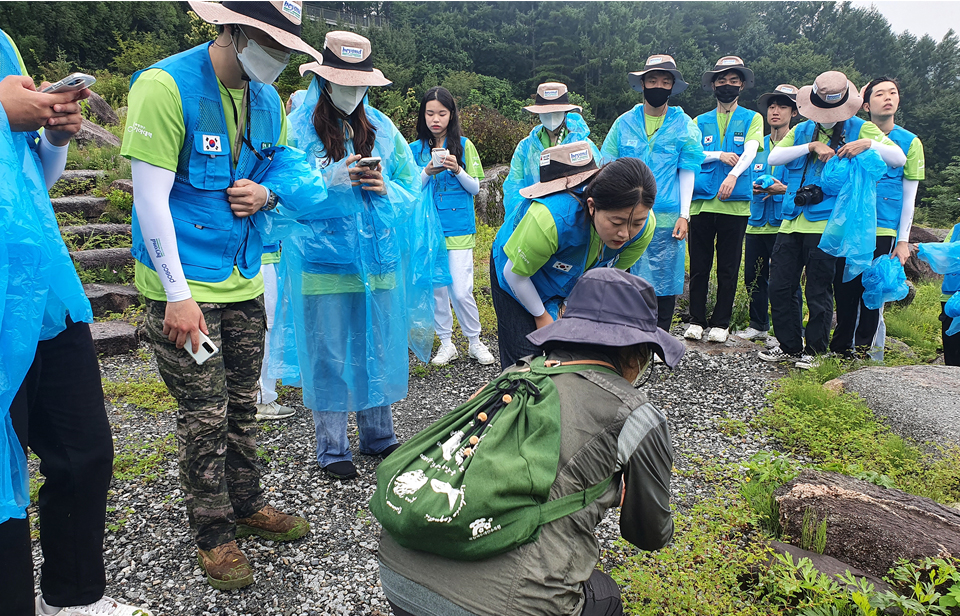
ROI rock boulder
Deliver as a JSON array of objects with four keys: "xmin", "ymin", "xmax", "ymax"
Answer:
[
  {"xmin": 85, "ymin": 91, "xmax": 119, "ymax": 126},
  {"xmin": 75, "ymin": 118, "xmax": 121, "ymax": 148},
  {"xmin": 476, "ymin": 165, "xmax": 508, "ymax": 227}
]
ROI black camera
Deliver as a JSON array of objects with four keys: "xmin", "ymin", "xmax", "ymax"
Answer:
[{"xmin": 794, "ymin": 184, "xmax": 824, "ymax": 207}]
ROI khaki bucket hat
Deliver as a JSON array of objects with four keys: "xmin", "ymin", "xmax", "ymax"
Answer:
[
  {"xmin": 189, "ymin": 1, "xmax": 323, "ymax": 63},
  {"xmin": 756, "ymin": 84, "xmax": 800, "ymax": 111},
  {"xmin": 523, "ymin": 82, "xmax": 583, "ymax": 114},
  {"xmin": 701, "ymin": 56, "xmax": 755, "ymax": 91},
  {"xmin": 627, "ymin": 54, "xmax": 689, "ymax": 95},
  {"xmin": 519, "ymin": 141, "xmax": 599, "ymax": 200},
  {"xmin": 298, "ymin": 31, "xmax": 392, "ymax": 87},
  {"xmin": 796, "ymin": 71, "xmax": 863, "ymax": 124}
]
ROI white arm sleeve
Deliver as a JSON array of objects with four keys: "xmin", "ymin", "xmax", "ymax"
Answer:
[
  {"xmin": 421, "ymin": 168, "xmax": 430, "ymax": 187},
  {"xmin": 767, "ymin": 143, "xmax": 810, "ymax": 166},
  {"xmin": 898, "ymin": 178, "xmax": 919, "ymax": 241},
  {"xmin": 37, "ymin": 132, "xmax": 69, "ymax": 190},
  {"xmin": 679, "ymin": 169, "xmax": 695, "ymax": 218},
  {"xmin": 870, "ymin": 140, "xmax": 907, "ymax": 168},
  {"xmin": 503, "ymin": 259, "xmax": 545, "ymax": 317},
  {"xmin": 454, "ymin": 168, "xmax": 480, "ymax": 196},
  {"xmin": 702, "ymin": 151, "xmax": 721, "ymax": 163},
  {"xmin": 131, "ymin": 158, "xmax": 192, "ymax": 302},
  {"xmin": 728, "ymin": 140, "xmax": 759, "ymax": 178}
]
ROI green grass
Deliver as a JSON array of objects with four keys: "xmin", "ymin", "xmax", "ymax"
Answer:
[
  {"xmin": 473, "ymin": 221, "xmax": 498, "ymax": 335},
  {"xmin": 102, "ymin": 378, "xmax": 176, "ymax": 415},
  {"xmin": 884, "ymin": 280, "xmax": 944, "ymax": 363},
  {"xmin": 113, "ymin": 435, "xmax": 176, "ymax": 482},
  {"xmin": 76, "ymin": 263, "xmax": 135, "ymax": 285}
]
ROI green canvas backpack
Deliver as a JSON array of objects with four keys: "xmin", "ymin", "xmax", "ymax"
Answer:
[{"xmin": 370, "ymin": 355, "xmax": 619, "ymax": 561}]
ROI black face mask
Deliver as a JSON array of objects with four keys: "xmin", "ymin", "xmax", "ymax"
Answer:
[
  {"xmin": 714, "ymin": 84, "xmax": 741, "ymax": 104},
  {"xmin": 643, "ymin": 86, "xmax": 671, "ymax": 108}
]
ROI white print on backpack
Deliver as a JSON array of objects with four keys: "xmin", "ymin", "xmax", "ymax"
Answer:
[
  {"xmin": 440, "ymin": 431, "xmax": 463, "ymax": 461},
  {"xmin": 431, "ymin": 479, "xmax": 464, "ymax": 510},
  {"xmin": 393, "ymin": 470, "xmax": 429, "ymax": 501},
  {"xmin": 468, "ymin": 517, "xmax": 502, "ymax": 540}
]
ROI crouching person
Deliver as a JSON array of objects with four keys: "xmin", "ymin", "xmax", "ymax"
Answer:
[{"xmin": 373, "ymin": 268, "xmax": 680, "ymax": 616}]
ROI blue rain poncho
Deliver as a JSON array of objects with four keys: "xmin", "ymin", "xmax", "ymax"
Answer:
[
  {"xmin": 407, "ymin": 143, "xmax": 453, "ymax": 289},
  {"xmin": 860, "ymin": 256, "xmax": 909, "ymax": 310},
  {"xmin": 269, "ymin": 77, "xmax": 429, "ymax": 412},
  {"xmin": 502, "ymin": 113, "xmax": 599, "ymax": 224},
  {"xmin": 917, "ymin": 238, "xmax": 960, "ymax": 335},
  {"xmin": 601, "ymin": 105, "xmax": 704, "ymax": 296},
  {"xmin": 0, "ymin": 107, "xmax": 92, "ymax": 523},
  {"xmin": 817, "ymin": 150, "xmax": 887, "ymax": 281}
]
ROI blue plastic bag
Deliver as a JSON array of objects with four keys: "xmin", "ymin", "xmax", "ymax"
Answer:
[
  {"xmin": 753, "ymin": 174, "xmax": 776, "ymax": 189},
  {"xmin": 917, "ymin": 241, "xmax": 960, "ymax": 275},
  {"xmin": 860, "ymin": 256, "xmax": 909, "ymax": 310},
  {"xmin": 817, "ymin": 151, "xmax": 887, "ymax": 281}
]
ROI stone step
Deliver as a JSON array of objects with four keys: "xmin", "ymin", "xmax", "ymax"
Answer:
[
  {"xmin": 60, "ymin": 223, "xmax": 131, "ymax": 244},
  {"xmin": 50, "ymin": 169, "xmax": 106, "ymax": 195},
  {"xmin": 109, "ymin": 179, "xmax": 133, "ymax": 196},
  {"xmin": 52, "ymin": 195, "xmax": 109, "ymax": 222},
  {"xmin": 70, "ymin": 247, "xmax": 132, "ymax": 271},
  {"xmin": 84, "ymin": 283, "xmax": 141, "ymax": 318},
  {"xmin": 90, "ymin": 321, "xmax": 139, "ymax": 356}
]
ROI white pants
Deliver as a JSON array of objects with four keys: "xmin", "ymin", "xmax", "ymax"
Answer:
[
  {"xmin": 258, "ymin": 262, "xmax": 278, "ymax": 405},
  {"xmin": 434, "ymin": 248, "xmax": 481, "ymax": 341}
]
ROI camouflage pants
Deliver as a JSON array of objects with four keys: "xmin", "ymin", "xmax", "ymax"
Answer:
[{"xmin": 144, "ymin": 297, "xmax": 267, "ymax": 550}]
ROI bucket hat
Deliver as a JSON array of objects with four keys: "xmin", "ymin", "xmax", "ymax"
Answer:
[
  {"xmin": 796, "ymin": 71, "xmax": 863, "ymax": 124},
  {"xmin": 518, "ymin": 141, "xmax": 599, "ymax": 200},
  {"xmin": 701, "ymin": 56, "xmax": 755, "ymax": 91},
  {"xmin": 627, "ymin": 54, "xmax": 688, "ymax": 95},
  {"xmin": 756, "ymin": 84, "xmax": 799, "ymax": 112},
  {"xmin": 523, "ymin": 82, "xmax": 582, "ymax": 114},
  {"xmin": 189, "ymin": 1, "xmax": 323, "ymax": 63},
  {"xmin": 298, "ymin": 31, "xmax": 392, "ymax": 87},
  {"xmin": 526, "ymin": 268, "xmax": 685, "ymax": 368}
]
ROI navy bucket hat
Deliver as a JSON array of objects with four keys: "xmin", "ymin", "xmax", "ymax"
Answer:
[{"xmin": 526, "ymin": 268, "xmax": 685, "ymax": 368}]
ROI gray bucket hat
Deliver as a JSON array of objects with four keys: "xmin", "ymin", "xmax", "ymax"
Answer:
[
  {"xmin": 526, "ymin": 268, "xmax": 685, "ymax": 368},
  {"xmin": 628, "ymin": 54, "xmax": 689, "ymax": 95},
  {"xmin": 701, "ymin": 55, "xmax": 755, "ymax": 91}
]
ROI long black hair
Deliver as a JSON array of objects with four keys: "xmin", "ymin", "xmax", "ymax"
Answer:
[
  {"xmin": 415, "ymin": 86, "xmax": 465, "ymax": 167},
  {"xmin": 312, "ymin": 82, "xmax": 377, "ymax": 162},
  {"xmin": 581, "ymin": 157, "xmax": 657, "ymax": 224}
]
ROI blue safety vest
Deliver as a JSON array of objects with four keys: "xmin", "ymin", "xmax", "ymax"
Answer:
[
  {"xmin": 748, "ymin": 134, "xmax": 788, "ymax": 227},
  {"xmin": 943, "ymin": 224, "xmax": 960, "ymax": 295},
  {"xmin": 778, "ymin": 120, "xmax": 846, "ymax": 223},
  {"xmin": 693, "ymin": 105, "xmax": 757, "ymax": 202},
  {"xmin": 846, "ymin": 116, "xmax": 916, "ymax": 232},
  {"xmin": 129, "ymin": 43, "xmax": 283, "ymax": 283},
  {"xmin": 493, "ymin": 191, "xmax": 646, "ymax": 313},
  {"xmin": 410, "ymin": 136, "xmax": 476, "ymax": 236}
]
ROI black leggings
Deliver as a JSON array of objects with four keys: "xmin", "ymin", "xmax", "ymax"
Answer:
[{"xmin": 387, "ymin": 569, "xmax": 623, "ymax": 616}]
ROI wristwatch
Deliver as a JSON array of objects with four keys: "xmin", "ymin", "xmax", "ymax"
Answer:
[{"xmin": 262, "ymin": 188, "xmax": 279, "ymax": 211}]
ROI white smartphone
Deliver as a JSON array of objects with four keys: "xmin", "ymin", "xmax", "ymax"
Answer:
[
  {"xmin": 356, "ymin": 156, "xmax": 382, "ymax": 168},
  {"xmin": 41, "ymin": 72, "xmax": 96, "ymax": 94},
  {"xmin": 185, "ymin": 331, "xmax": 219, "ymax": 365}
]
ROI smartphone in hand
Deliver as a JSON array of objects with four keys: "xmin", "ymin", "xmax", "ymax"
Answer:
[{"xmin": 41, "ymin": 73, "xmax": 96, "ymax": 94}]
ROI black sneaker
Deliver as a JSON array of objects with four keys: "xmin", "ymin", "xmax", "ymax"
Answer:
[
  {"xmin": 758, "ymin": 346, "xmax": 801, "ymax": 363},
  {"xmin": 322, "ymin": 460, "xmax": 358, "ymax": 480},
  {"xmin": 377, "ymin": 443, "xmax": 401, "ymax": 459}
]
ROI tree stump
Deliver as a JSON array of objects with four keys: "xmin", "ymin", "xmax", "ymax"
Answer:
[{"xmin": 775, "ymin": 470, "xmax": 960, "ymax": 579}]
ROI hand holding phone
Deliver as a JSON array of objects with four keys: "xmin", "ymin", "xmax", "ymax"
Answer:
[
  {"xmin": 356, "ymin": 156, "xmax": 382, "ymax": 169},
  {"xmin": 185, "ymin": 331, "xmax": 219, "ymax": 365},
  {"xmin": 41, "ymin": 73, "xmax": 96, "ymax": 94}
]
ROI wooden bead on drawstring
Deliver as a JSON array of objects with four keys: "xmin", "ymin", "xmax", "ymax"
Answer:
[
  {"xmin": 477, "ymin": 412, "xmax": 488, "ymax": 422},
  {"xmin": 502, "ymin": 394, "xmax": 512, "ymax": 404},
  {"xmin": 464, "ymin": 447, "xmax": 473, "ymax": 456},
  {"xmin": 469, "ymin": 435, "xmax": 479, "ymax": 445}
]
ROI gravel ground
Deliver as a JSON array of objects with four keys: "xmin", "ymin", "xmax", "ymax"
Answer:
[{"xmin": 28, "ymin": 331, "xmax": 786, "ymax": 615}]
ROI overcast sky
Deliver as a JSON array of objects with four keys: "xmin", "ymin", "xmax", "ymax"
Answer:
[{"xmin": 849, "ymin": 1, "xmax": 960, "ymax": 41}]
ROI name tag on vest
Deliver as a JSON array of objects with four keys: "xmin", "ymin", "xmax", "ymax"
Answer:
[{"xmin": 734, "ymin": 131, "xmax": 745, "ymax": 145}]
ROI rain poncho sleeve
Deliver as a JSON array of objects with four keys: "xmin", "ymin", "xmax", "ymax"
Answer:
[
  {"xmin": 407, "ymin": 139, "xmax": 453, "ymax": 290},
  {"xmin": 249, "ymin": 144, "xmax": 328, "ymax": 244},
  {"xmin": 602, "ymin": 105, "xmax": 704, "ymax": 296},
  {"xmin": 501, "ymin": 113, "xmax": 599, "ymax": 224},
  {"xmin": 918, "ymin": 237, "xmax": 960, "ymax": 335},
  {"xmin": 269, "ymin": 77, "xmax": 429, "ymax": 412},
  {"xmin": 817, "ymin": 150, "xmax": 887, "ymax": 282},
  {"xmin": 0, "ymin": 104, "xmax": 93, "ymax": 523}
]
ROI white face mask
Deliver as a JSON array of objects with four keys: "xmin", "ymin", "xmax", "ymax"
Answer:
[
  {"xmin": 326, "ymin": 83, "xmax": 368, "ymax": 115},
  {"xmin": 235, "ymin": 30, "xmax": 290, "ymax": 85},
  {"xmin": 539, "ymin": 111, "xmax": 566, "ymax": 132}
]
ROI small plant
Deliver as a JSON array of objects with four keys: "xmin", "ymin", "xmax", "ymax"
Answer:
[
  {"xmin": 113, "ymin": 435, "xmax": 175, "ymax": 482},
  {"xmin": 97, "ymin": 189, "xmax": 133, "ymax": 224},
  {"xmin": 799, "ymin": 507, "xmax": 828, "ymax": 555},
  {"xmin": 102, "ymin": 378, "xmax": 176, "ymax": 415},
  {"xmin": 876, "ymin": 556, "xmax": 960, "ymax": 615}
]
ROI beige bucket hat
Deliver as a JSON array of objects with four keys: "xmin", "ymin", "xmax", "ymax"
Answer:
[
  {"xmin": 189, "ymin": 1, "xmax": 323, "ymax": 63},
  {"xmin": 701, "ymin": 56, "xmax": 755, "ymax": 91},
  {"xmin": 523, "ymin": 82, "xmax": 583, "ymax": 114},
  {"xmin": 796, "ymin": 71, "xmax": 863, "ymax": 124},
  {"xmin": 519, "ymin": 141, "xmax": 599, "ymax": 200},
  {"xmin": 299, "ymin": 31, "xmax": 392, "ymax": 87},
  {"xmin": 628, "ymin": 54, "xmax": 689, "ymax": 95},
  {"xmin": 756, "ymin": 84, "xmax": 800, "ymax": 111}
]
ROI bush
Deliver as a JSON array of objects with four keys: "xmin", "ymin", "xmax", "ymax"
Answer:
[
  {"xmin": 460, "ymin": 105, "xmax": 532, "ymax": 165},
  {"xmin": 90, "ymin": 70, "xmax": 130, "ymax": 109}
]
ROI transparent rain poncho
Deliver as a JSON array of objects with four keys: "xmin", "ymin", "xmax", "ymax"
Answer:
[
  {"xmin": 268, "ymin": 77, "xmax": 429, "ymax": 413},
  {"xmin": 407, "ymin": 142, "xmax": 453, "ymax": 290},
  {"xmin": 602, "ymin": 105, "xmax": 705, "ymax": 296},
  {"xmin": 860, "ymin": 256, "xmax": 909, "ymax": 310},
  {"xmin": 817, "ymin": 151, "xmax": 887, "ymax": 281},
  {"xmin": 918, "ymin": 234, "xmax": 960, "ymax": 335},
  {"xmin": 0, "ymin": 107, "xmax": 92, "ymax": 523},
  {"xmin": 502, "ymin": 113, "xmax": 599, "ymax": 224}
]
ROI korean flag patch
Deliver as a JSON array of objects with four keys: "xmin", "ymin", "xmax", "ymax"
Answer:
[
  {"xmin": 754, "ymin": 163, "xmax": 763, "ymax": 171},
  {"xmin": 704, "ymin": 135, "xmax": 714, "ymax": 145},
  {"xmin": 552, "ymin": 261, "xmax": 573, "ymax": 273},
  {"xmin": 203, "ymin": 135, "xmax": 222, "ymax": 153}
]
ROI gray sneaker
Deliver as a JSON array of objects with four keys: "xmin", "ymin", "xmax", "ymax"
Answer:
[{"xmin": 255, "ymin": 400, "xmax": 295, "ymax": 421}]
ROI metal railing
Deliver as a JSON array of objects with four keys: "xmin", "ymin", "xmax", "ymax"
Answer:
[{"xmin": 302, "ymin": 4, "xmax": 387, "ymax": 28}]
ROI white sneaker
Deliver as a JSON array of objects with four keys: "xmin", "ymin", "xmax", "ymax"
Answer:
[
  {"xmin": 431, "ymin": 341, "xmax": 459, "ymax": 365},
  {"xmin": 468, "ymin": 341, "xmax": 495, "ymax": 365},
  {"xmin": 683, "ymin": 324, "xmax": 703, "ymax": 340},
  {"xmin": 706, "ymin": 327, "xmax": 729, "ymax": 343},
  {"xmin": 794, "ymin": 354, "xmax": 818, "ymax": 370},
  {"xmin": 735, "ymin": 327, "xmax": 768, "ymax": 341},
  {"xmin": 255, "ymin": 400, "xmax": 295, "ymax": 421},
  {"xmin": 758, "ymin": 346, "xmax": 799, "ymax": 363},
  {"xmin": 37, "ymin": 595, "xmax": 153, "ymax": 616}
]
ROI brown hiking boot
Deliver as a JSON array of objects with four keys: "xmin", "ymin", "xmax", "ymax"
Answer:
[
  {"xmin": 236, "ymin": 505, "xmax": 310, "ymax": 542},
  {"xmin": 197, "ymin": 540, "xmax": 254, "ymax": 591}
]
